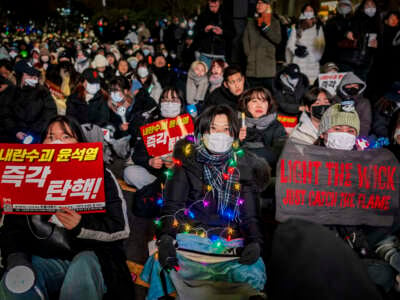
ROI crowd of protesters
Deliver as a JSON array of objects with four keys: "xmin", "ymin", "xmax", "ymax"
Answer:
[{"xmin": 0, "ymin": 0, "xmax": 400, "ymax": 299}]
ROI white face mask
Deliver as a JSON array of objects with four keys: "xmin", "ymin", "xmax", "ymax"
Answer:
[
  {"xmin": 86, "ymin": 83, "xmax": 100, "ymax": 94},
  {"xmin": 394, "ymin": 128, "xmax": 400, "ymax": 144},
  {"xmin": 111, "ymin": 91, "xmax": 124, "ymax": 103},
  {"xmin": 325, "ymin": 132, "xmax": 356, "ymax": 150},
  {"xmin": 49, "ymin": 139, "xmax": 64, "ymax": 144},
  {"xmin": 137, "ymin": 67, "xmax": 149, "ymax": 78},
  {"xmin": 160, "ymin": 102, "xmax": 181, "ymax": 118},
  {"xmin": 304, "ymin": 12, "xmax": 315, "ymax": 19},
  {"xmin": 24, "ymin": 78, "xmax": 38, "ymax": 87},
  {"xmin": 337, "ymin": 5, "xmax": 352, "ymax": 15},
  {"xmin": 203, "ymin": 133, "xmax": 234, "ymax": 154},
  {"xmin": 364, "ymin": 7, "xmax": 376, "ymax": 17}
]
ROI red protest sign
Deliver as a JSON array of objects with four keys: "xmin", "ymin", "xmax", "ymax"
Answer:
[
  {"xmin": 140, "ymin": 114, "xmax": 194, "ymax": 157},
  {"xmin": 0, "ymin": 143, "xmax": 105, "ymax": 215}
]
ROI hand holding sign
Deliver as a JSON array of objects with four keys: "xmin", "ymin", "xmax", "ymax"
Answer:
[
  {"xmin": 55, "ymin": 207, "xmax": 82, "ymax": 230},
  {"xmin": 149, "ymin": 157, "xmax": 163, "ymax": 169}
]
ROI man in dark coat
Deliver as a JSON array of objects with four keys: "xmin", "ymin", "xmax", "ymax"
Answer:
[
  {"xmin": 204, "ymin": 65, "xmax": 246, "ymax": 111},
  {"xmin": 195, "ymin": 0, "xmax": 234, "ymax": 68}
]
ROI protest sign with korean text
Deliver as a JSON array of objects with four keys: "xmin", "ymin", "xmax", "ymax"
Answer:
[
  {"xmin": 276, "ymin": 141, "xmax": 400, "ymax": 226},
  {"xmin": 318, "ymin": 72, "xmax": 346, "ymax": 96},
  {"xmin": 0, "ymin": 143, "xmax": 105, "ymax": 214},
  {"xmin": 140, "ymin": 114, "xmax": 194, "ymax": 157}
]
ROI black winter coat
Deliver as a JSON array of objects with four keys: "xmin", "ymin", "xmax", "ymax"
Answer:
[
  {"xmin": 0, "ymin": 79, "xmax": 17, "ymax": 142},
  {"xmin": 273, "ymin": 70, "xmax": 309, "ymax": 116},
  {"xmin": 160, "ymin": 139, "xmax": 270, "ymax": 245},
  {"xmin": 242, "ymin": 119, "xmax": 287, "ymax": 173},
  {"xmin": 204, "ymin": 85, "xmax": 240, "ymax": 111},
  {"xmin": 12, "ymin": 85, "xmax": 57, "ymax": 138},
  {"xmin": 194, "ymin": 6, "xmax": 234, "ymax": 56},
  {"xmin": 66, "ymin": 90, "xmax": 110, "ymax": 127},
  {"xmin": 338, "ymin": 11, "xmax": 379, "ymax": 67}
]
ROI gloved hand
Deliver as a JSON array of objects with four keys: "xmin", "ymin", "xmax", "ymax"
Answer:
[
  {"xmin": 157, "ymin": 235, "xmax": 178, "ymax": 270},
  {"xmin": 294, "ymin": 44, "xmax": 309, "ymax": 58},
  {"xmin": 238, "ymin": 242, "xmax": 261, "ymax": 265},
  {"xmin": 5, "ymin": 252, "xmax": 36, "ymax": 294}
]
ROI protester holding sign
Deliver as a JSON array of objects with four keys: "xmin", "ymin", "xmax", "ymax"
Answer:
[
  {"xmin": 290, "ymin": 87, "xmax": 332, "ymax": 145},
  {"xmin": 238, "ymin": 87, "xmax": 286, "ymax": 172},
  {"xmin": 273, "ymin": 63, "xmax": 309, "ymax": 134},
  {"xmin": 277, "ymin": 103, "xmax": 400, "ymax": 292},
  {"xmin": 0, "ymin": 116, "xmax": 132, "ymax": 300},
  {"xmin": 123, "ymin": 87, "xmax": 189, "ymax": 217}
]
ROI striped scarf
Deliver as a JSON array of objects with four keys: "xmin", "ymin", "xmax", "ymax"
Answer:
[{"xmin": 196, "ymin": 145, "xmax": 240, "ymax": 220}]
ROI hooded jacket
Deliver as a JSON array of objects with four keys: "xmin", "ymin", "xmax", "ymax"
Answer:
[
  {"xmin": 335, "ymin": 72, "xmax": 371, "ymax": 137},
  {"xmin": 273, "ymin": 68, "xmax": 309, "ymax": 116},
  {"xmin": 159, "ymin": 139, "xmax": 270, "ymax": 245}
]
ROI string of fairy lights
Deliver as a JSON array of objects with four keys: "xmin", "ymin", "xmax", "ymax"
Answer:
[{"xmin": 152, "ymin": 135, "xmax": 246, "ymax": 250}]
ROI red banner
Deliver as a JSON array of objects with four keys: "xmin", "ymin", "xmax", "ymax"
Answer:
[
  {"xmin": 140, "ymin": 114, "xmax": 194, "ymax": 157},
  {"xmin": 0, "ymin": 143, "xmax": 105, "ymax": 215}
]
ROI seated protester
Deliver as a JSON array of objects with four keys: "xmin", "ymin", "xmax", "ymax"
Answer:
[
  {"xmin": 123, "ymin": 87, "xmax": 185, "ymax": 217},
  {"xmin": 66, "ymin": 68, "xmax": 110, "ymax": 127},
  {"xmin": 116, "ymin": 59, "xmax": 134, "ymax": 82},
  {"xmin": 0, "ymin": 116, "xmax": 132, "ymax": 300},
  {"xmin": 371, "ymin": 81, "xmax": 400, "ymax": 138},
  {"xmin": 91, "ymin": 54, "xmax": 113, "ymax": 90},
  {"xmin": 127, "ymin": 79, "xmax": 158, "ymax": 123},
  {"xmin": 316, "ymin": 104, "xmax": 400, "ymax": 292},
  {"xmin": 107, "ymin": 76, "xmax": 133, "ymax": 139},
  {"xmin": 186, "ymin": 60, "xmax": 209, "ymax": 109},
  {"xmin": 106, "ymin": 52, "xmax": 117, "ymax": 70},
  {"xmin": 12, "ymin": 60, "xmax": 57, "ymax": 143},
  {"xmin": 316, "ymin": 103, "xmax": 360, "ymax": 149},
  {"xmin": 0, "ymin": 74, "xmax": 17, "ymax": 142},
  {"xmin": 272, "ymin": 63, "xmax": 309, "ymax": 134},
  {"xmin": 152, "ymin": 53, "xmax": 177, "ymax": 88},
  {"xmin": 134, "ymin": 61, "xmax": 162, "ymax": 104},
  {"xmin": 204, "ymin": 65, "xmax": 246, "ymax": 111},
  {"xmin": 74, "ymin": 49, "xmax": 90, "ymax": 74},
  {"xmin": 289, "ymin": 87, "xmax": 332, "ymax": 145},
  {"xmin": 149, "ymin": 105, "xmax": 269, "ymax": 299},
  {"xmin": 208, "ymin": 59, "xmax": 226, "ymax": 93},
  {"xmin": 0, "ymin": 58, "xmax": 17, "ymax": 85},
  {"xmin": 335, "ymin": 71, "xmax": 372, "ymax": 137},
  {"xmin": 238, "ymin": 87, "xmax": 287, "ymax": 172},
  {"xmin": 386, "ymin": 108, "xmax": 400, "ymax": 161}
]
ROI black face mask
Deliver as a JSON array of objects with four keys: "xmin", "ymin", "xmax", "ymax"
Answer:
[
  {"xmin": 343, "ymin": 86, "xmax": 360, "ymax": 97},
  {"xmin": 311, "ymin": 105, "xmax": 330, "ymax": 120}
]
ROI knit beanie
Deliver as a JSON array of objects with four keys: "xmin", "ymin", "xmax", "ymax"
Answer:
[
  {"xmin": 92, "ymin": 54, "xmax": 108, "ymax": 68},
  {"xmin": 318, "ymin": 103, "xmax": 360, "ymax": 136}
]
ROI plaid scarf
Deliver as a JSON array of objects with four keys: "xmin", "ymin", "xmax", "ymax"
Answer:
[{"xmin": 196, "ymin": 145, "xmax": 240, "ymax": 220}]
